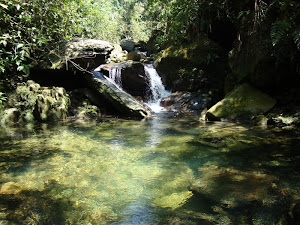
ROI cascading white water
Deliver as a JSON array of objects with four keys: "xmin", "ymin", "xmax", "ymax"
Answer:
[
  {"xmin": 144, "ymin": 64, "xmax": 171, "ymax": 113},
  {"xmin": 109, "ymin": 66, "xmax": 122, "ymax": 89},
  {"xmin": 95, "ymin": 62, "xmax": 170, "ymax": 113}
]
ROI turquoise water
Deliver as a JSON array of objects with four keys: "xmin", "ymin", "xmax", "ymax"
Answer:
[{"xmin": 0, "ymin": 114, "xmax": 299, "ymax": 224}]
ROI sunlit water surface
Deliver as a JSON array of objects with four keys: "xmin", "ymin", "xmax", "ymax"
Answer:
[{"xmin": 0, "ymin": 114, "xmax": 300, "ymax": 224}]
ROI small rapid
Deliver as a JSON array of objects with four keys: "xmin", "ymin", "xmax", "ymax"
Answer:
[
  {"xmin": 108, "ymin": 65, "xmax": 123, "ymax": 89},
  {"xmin": 144, "ymin": 64, "xmax": 171, "ymax": 113}
]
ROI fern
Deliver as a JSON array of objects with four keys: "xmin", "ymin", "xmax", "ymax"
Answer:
[
  {"xmin": 0, "ymin": 92, "xmax": 7, "ymax": 104},
  {"xmin": 293, "ymin": 27, "xmax": 300, "ymax": 51},
  {"xmin": 271, "ymin": 21, "xmax": 291, "ymax": 46}
]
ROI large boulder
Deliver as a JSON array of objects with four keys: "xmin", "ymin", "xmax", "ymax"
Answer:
[
  {"xmin": 84, "ymin": 71, "xmax": 151, "ymax": 118},
  {"xmin": 154, "ymin": 36, "xmax": 228, "ymax": 96},
  {"xmin": 2, "ymin": 80, "xmax": 70, "ymax": 124},
  {"xmin": 45, "ymin": 39, "xmax": 114, "ymax": 71},
  {"xmin": 206, "ymin": 83, "xmax": 277, "ymax": 121}
]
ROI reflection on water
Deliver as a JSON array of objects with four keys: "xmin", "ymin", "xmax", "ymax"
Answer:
[{"xmin": 0, "ymin": 114, "xmax": 300, "ymax": 224}]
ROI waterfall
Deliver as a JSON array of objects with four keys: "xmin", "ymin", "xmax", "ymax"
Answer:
[
  {"xmin": 95, "ymin": 62, "xmax": 171, "ymax": 113},
  {"xmin": 108, "ymin": 65, "xmax": 122, "ymax": 89},
  {"xmin": 144, "ymin": 64, "xmax": 171, "ymax": 113}
]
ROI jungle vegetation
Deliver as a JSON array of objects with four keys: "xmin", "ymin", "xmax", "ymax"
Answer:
[{"xmin": 0, "ymin": 0, "xmax": 299, "ymax": 94}]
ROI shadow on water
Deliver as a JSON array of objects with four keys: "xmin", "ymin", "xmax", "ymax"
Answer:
[
  {"xmin": 174, "ymin": 123, "xmax": 299, "ymax": 224},
  {"xmin": 0, "ymin": 180, "xmax": 73, "ymax": 224},
  {"xmin": 135, "ymin": 117, "xmax": 300, "ymax": 224},
  {"xmin": 0, "ymin": 124, "xmax": 70, "ymax": 176},
  {"xmin": 0, "ymin": 115, "xmax": 300, "ymax": 224}
]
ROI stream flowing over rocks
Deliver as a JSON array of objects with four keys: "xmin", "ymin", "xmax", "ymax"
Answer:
[{"xmin": 1, "ymin": 38, "xmax": 300, "ymax": 125}]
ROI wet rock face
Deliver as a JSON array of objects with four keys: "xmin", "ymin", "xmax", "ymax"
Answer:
[
  {"xmin": 84, "ymin": 71, "xmax": 151, "ymax": 119},
  {"xmin": 1, "ymin": 80, "xmax": 70, "ymax": 124},
  {"xmin": 100, "ymin": 62, "xmax": 149, "ymax": 99}
]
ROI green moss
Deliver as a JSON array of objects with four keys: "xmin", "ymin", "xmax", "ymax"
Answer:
[
  {"xmin": 206, "ymin": 83, "xmax": 277, "ymax": 121},
  {"xmin": 155, "ymin": 36, "xmax": 227, "ymax": 91},
  {"xmin": 9, "ymin": 81, "xmax": 70, "ymax": 123}
]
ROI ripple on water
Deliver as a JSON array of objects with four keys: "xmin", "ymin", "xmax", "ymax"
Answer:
[{"xmin": 0, "ymin": 117, "xmax": 300, "ymax": 224}]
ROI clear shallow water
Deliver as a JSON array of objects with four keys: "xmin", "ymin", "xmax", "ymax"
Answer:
[{"xmin": 0, "ymin": 114, "xmax": 300, "ymax": 224}]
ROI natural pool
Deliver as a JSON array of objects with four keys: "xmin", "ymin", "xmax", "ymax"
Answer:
[{"xmin": 0, "ymin": 113, "xmax": 300, "ymax": 224}]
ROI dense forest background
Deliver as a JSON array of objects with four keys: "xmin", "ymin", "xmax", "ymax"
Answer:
[{"xmin": 0, "ymin": 0, "xmax": 299, "ymax": 102}]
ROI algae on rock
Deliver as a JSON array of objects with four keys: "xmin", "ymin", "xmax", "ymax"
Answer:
[
  {"xmin": 1, "ymin": 80, "xmax": 70, "ymax": 124},
  {"xmin": 206, "ymin": 83, "xmax": 277, "ymax": 121}
]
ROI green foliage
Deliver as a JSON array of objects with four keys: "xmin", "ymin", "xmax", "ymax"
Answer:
[
  {"xmin": 0, "ymin": 0, "xmax": 80, "ymax": 76},
  {"xmin": 0, "ymin": 0, "xmax": 154, "ymax": 77},
  {"xmin": 271, "ymin": 21, "xmax": 291, "ymax": 46},
  {"xmin": 0, "ymin": 92, "xmax": 7, "ymax": 104},
  {"xmin": 293, "ymin": 28, "xmax": 300, "ymax": 51},
  {"xmin": 145, "ymin": 0, "xmax": 236, "ymax": 47}
]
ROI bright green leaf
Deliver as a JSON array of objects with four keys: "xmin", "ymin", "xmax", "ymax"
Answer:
[
  {"xmin": 17, "ymin": 65, "xmax": 24, "ymax": 72},
  {"xmin": 16, "ymin": 43, "xmax": 24, "ymax": 49}
]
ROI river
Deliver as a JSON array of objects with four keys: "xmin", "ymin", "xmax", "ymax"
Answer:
[{"xmin": 0, "ymin": 113, "xmax": 299, "ymax": 224}]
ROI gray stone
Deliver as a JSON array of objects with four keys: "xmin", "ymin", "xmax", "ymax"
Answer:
[
  {"xmin": 121, "ymin": 40, "xmax": 135, "ymax": 52},
  {"xmin": 46, "ymin": 39, "xmax": 114, "ymax": 71},
  {"xmin": 84, "ymin": 71, "xmax": 151, "ymax": 118}
]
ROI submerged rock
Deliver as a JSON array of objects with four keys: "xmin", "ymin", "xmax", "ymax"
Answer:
[
  {"xmin": 292, "ymin": 201, "xmax": 300, "ymax": 224},
  {"xmin": 206, "ymin": 83, "xmax": 277, "ymax": 121},
  {"xmin": 0, "ymin": 182, "xmax": 24, "ymax": 195},
  {"xmin": 190, "ymin": 166, "xmax": 292, "ymax": 224}
]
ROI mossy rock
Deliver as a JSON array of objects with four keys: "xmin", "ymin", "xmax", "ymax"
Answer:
[
  {"xmin": 5, "ymin": 80, "xmax": 70, "ymax": 124},
  {"xmin": 0, "ymin": 108, "xmax": 20, "ymax": 125},
  {"xmin": 154, "ymin": 36, "xmax": 227, "ymax": 92},
  {"xmin": 206, "ymin": 83, "xmax": 277, "ymax": 121}
]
